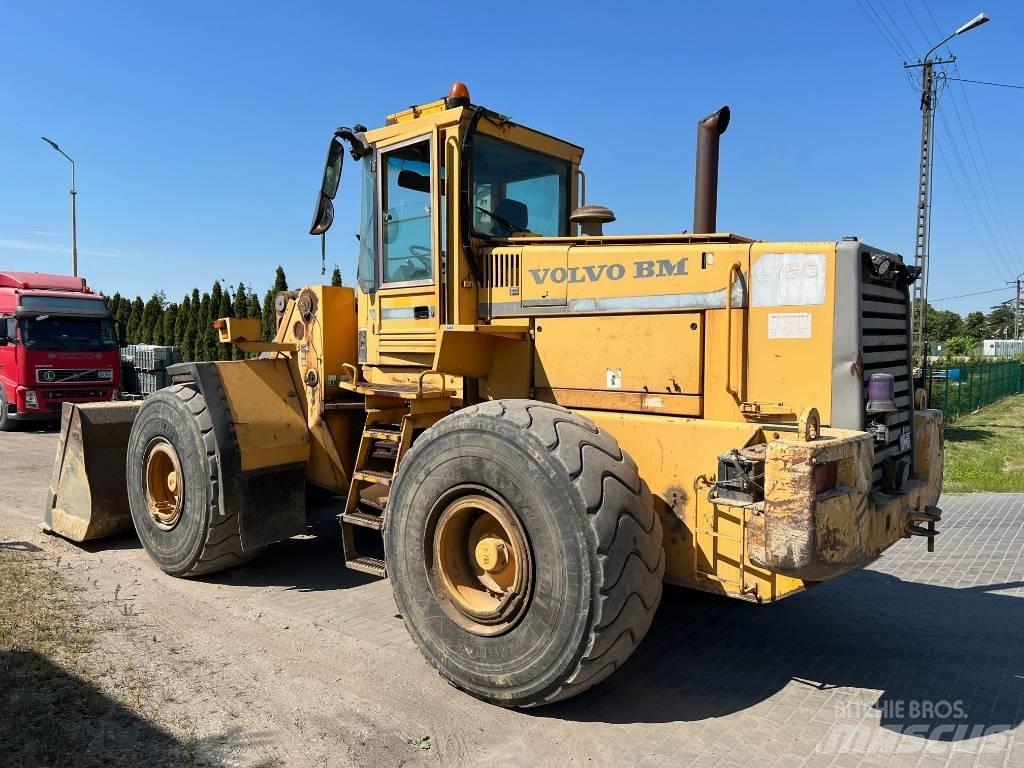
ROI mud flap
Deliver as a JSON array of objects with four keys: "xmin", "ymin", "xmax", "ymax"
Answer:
[
  {"xmin": 43, "ymin": 401, "xmax": 142, "ymax": 542},
  {"xmin": 169, "ymin": 362, "xmax": 308, "ymax": 551}
]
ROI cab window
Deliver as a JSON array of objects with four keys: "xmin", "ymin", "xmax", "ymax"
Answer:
[
  {"xmin": 471, "ymin": 136, "xmax": 570, "ymax": 238},
  {"xmin": 380, "ymin": 138, "xmax": 433, "ymax": 285}
]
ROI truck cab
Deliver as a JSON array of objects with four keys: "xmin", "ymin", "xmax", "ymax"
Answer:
[{"xmin": 0, "ymin": 271, "xmax": 121, "ymax": 429}]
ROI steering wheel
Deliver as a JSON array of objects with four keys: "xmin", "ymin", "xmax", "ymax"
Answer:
[{"xmin": 407, "ymin": 244, "xmax": 431, "ymax": 268}]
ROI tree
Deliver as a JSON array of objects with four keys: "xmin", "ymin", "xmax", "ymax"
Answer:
[
  {"xmin": 126, "ymin": 297, "xmax": 145, "ymax": 344},
  {"xmin": 924, "ymin": 303, "xmax": 963, "ymax": 342},
  {"xmin": 114, "ymin": 295, "xmax": 131, "ymax": 329},
  {"xmin": 174, "ymin": 295, "xmax": 191, "ymax": 350},
  {"xmin": 183, "ymin": 288, "xmax": 201, "ymax": 361},
  {"xmin": 964, "ymin": 311, "xmax": 986, "ymax": 340},
  {"xmin": 161, "ymin": 303, "xmax": 178, "ymax": 350},
  {"xmin": 273, "ymin": 265, "xmax": 288, "ymax": 293},
  {"xmin": 262, "ymin": 289, "xmax": 276, "ymax": 342},
  {"xmin": 233, "ymin": 283, "xmax": 249, "ymax": 318},
  {"xmin": 330, "ymin": 265, "xmax": 343, "ymax": 287},
  {"xmin": 248, "ymin": 294, "xmax": 262, "ymax": 324},
  {"xmin": 985, "ymin": 302, "xmax": 1014, "ymax": 339},
  {"xmin": 197, "ymin": 293, "xmax": 213, "ymax": 361},
  {"xmin": 108, "ymin": 292, "xmax": 123, "ymax": 319},
  {"xmin": 945, "ymin": 335, "xmax": 975, "ymax": 357},
  {"xmin": 141, "ymin": 294, "xmax": 164, "ymax": 344}
]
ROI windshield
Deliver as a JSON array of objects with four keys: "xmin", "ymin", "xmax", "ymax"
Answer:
[
  {"xmin": 472, "ymin": 136, "xmax": 569, "ymax": 238},
  {"xmin": 21, "ymin": 316, "xmax": 117, "ymax": 350}
]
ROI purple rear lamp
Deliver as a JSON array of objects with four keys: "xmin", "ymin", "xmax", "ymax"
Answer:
[{"xmin": 866, "ymin": 373, "xmax": 897, "ymax": 415}]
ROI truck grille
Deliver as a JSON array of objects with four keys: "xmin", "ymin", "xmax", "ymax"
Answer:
[
  {"xmin": 860, "ymin": 268, "xmax": 914, "ymax": 488},
  {"xmin": 35, "ymin": 368, "xmax": 113, "ymax": 384}
]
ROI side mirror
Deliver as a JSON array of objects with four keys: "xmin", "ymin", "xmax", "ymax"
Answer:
[
  {"xmin": 310, "ymin": 137, "xmax": 345, "ymax": 236},
  {"xmin": 117, "ymin": 320, "xmax": 127, "ymax": 349}
]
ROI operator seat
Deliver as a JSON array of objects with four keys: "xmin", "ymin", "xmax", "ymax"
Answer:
[{"xmin": 495, "ymin": 199, "xmax": 528, "ymax": 233}]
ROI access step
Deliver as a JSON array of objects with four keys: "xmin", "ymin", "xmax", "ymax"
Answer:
[
  {"xmin": 352, "ymin": 469, "xmax": 393, "ymax": 486},
  {"xmin": 324, "ymin": 400, "xmax": 365, "ymax": 411},
  {"xmin": 341, "ymin": 510, "xmax": 384, "ymax": 531},
  {"xmin": 364, "ymin": 426, "xmax": 401, "ymax": 443},
  {"xmin": 346, "ymin": 555, "xmax": 386, "ymax": 578}
]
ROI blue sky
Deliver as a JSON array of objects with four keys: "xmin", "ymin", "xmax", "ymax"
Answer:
[{"xmin": 2, "ymin": 1, "xmax": 1021, "ymax": 316}]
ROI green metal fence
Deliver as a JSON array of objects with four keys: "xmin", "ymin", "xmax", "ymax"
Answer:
[{"xmin": 926, "ymin": 361, "xmax": 1024, "ymax": 423}]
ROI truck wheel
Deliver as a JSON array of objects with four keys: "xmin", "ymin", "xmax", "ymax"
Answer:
[
  {"xmin": 385, "ymin": 399, "xmax": 664, "ymax": 707},
  {"xmin": 126, "ymin": 383, "xmax": 260, "ymax": 577},
  {"xmin": 0, "ymin": 388, "xmax": 16, "ymax": 432}
]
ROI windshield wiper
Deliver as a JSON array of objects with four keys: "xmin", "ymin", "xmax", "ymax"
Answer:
[{"xmin": 475, "ymin": 205, "xmax": 520, "ymax": 235}]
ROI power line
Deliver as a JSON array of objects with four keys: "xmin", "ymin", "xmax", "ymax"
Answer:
[
  {"xmin": 948, "ymin": 77, "xmax": 1024, "ymax": 91},
  {"xmin": 931, "ymin": 286, "xmax": 1012, "ymax": 303},
  {"xmin": 854, "ymin": 0, "xmax": 913, "ymax": 61},
  {"xmin": 901, "ymin": 0, "xmax": 933, "ymax": 50},
  {"xmin": 870, "ymin": 0, "xmax": 920, "ymax": 60},
  {"xmin": 949, "ymin": 69, "xmax": 1024, "ymax": 274},
  {"xmin": 935, "ymin": 137, "xmax": 1013, "ymax": 281},
  {"xmin": 941, "ymin": 71, "xmax": 1024, "ymax": 275}
]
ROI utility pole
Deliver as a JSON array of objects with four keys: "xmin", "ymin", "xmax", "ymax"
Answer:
[
  {"xmin": 1009, "ymin": 273, "xmax": 1023, "ymax": 340},
  {"xmin": 40, "ymin": 136, "xmax": 79, "ymax": 277},
  {"xmin": 903, "ymin": 12, "xmax": 990, "ymax": 369}
]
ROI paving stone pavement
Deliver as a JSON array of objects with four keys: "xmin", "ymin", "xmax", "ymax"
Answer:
[
  {"xmin": 230, "ymin": 493, "xmax": 1024, "ymax": 767},
  {"xmin": 2, "ymin": 426, "xmax": 1021, "ymax": 766}
]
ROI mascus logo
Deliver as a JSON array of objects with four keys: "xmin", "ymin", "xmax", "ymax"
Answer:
[{"xmin": 529, "ymin": 258, "xmax": 689, "ymax": 285}]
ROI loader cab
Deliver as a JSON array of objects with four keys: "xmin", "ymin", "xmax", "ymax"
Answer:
[{"xmin": 313, "ymin": 83, "xmax": 582, "ymax": 378}]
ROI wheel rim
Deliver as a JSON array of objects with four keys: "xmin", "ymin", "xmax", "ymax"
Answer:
[
  {"xmin": 144, "ymin": 438, "xmax": 184, "ymax": 531},
  {"xmin": 427, "ymin": 491, "xmax": 532, "ymax": 636}
]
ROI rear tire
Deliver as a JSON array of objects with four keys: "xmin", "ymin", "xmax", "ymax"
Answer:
[
  {"xmin": 0, "ymin": 388, "xmax": 18, "ymax": 432},
  {"xmin": 386, "ymin": 399, "xmax": 664, "ymax": 707},
  {"xmin": 127, "ymin": 383, "xmax": 260, "ymax": 577}
]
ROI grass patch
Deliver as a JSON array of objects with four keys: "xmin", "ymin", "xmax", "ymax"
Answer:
[
  {"xmin": 0, "ymin": 545, "xmax": 211, "ymax": 767},
  {"xmin": 943, "ymin": 394, "xmax": 1024, "ymax": 493}
]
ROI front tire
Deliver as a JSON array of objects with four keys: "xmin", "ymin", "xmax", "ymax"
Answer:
[
  {"xmin": 386, "ymin": 399, "xmax": 664, "ymax": 707},
  {"xmin": 0, "ymin": 388, "xmax": 18, "ymax": 432},
  {"xmin": 127, "ymin": 383, "xmax": 259, "ymax": 577}
]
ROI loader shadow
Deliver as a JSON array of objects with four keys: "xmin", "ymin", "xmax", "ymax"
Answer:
[
  {"xmin": 201, "ymin": 499, "xmax": 377, "ymax": 593},
  {"xmin": 541, "ymin": 569, "xmax": 1024, "ymax": 743},
  {"xmin": 0, "ymin": 649, "xmax": 274, "ymax": 767}
]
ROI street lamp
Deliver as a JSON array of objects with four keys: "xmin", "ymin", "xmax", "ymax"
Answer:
[
  {"xmin": 905, "ymin": 12, "xmax": 990, "ymax": 370},
  {"xmin": 40, "ymin": 136, "xmax": 78, "ymax": 277}
]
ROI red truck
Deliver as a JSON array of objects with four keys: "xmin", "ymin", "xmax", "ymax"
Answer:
[{"xmin": 0, "ymin": 271, "xmax": 121, "ymax": 430}]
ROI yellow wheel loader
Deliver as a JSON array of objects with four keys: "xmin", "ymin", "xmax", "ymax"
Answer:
[{"xmin": 44, "ymin": 83, "xmax": 944, "ymax": 708}]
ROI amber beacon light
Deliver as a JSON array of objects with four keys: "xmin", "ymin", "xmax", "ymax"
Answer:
[{"xmin": 447, "ymin": 81, "xmax": 471, "ymax": 107}]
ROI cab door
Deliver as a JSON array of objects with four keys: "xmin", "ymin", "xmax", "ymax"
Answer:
[{"xmin": 373, "ymin": 132, "xmax": 441, "ymax": 365}]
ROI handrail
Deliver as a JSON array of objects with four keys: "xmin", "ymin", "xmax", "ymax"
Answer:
[
  {"xmin": 725, "ymin": 262, "xmax": 745, "ymax": 401},
  {"xmin": 342, "ymin": 362, "xmax": 361, "ymax": 385},
  {"xmin": 417, "ymin": 369, "xmax": 446, "ymax": 395}
]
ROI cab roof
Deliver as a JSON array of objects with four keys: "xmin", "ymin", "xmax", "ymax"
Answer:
[{"xmin": 0, "ymin": 271, "xmax": 89, "ymax": 292}]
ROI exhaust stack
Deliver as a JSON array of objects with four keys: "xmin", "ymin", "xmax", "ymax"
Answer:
[{"xmin": 693, "ymin": 106, "xmax": 731, "ymax": 235}]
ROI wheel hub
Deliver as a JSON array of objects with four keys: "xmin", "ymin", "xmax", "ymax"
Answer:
[
  {"xmin": 428, "ymin": 492, "xmax": 532, "ymax": 636},
  {"xmin": 144, "ymin": 438, "xmax": 184, "ymax": 531}
]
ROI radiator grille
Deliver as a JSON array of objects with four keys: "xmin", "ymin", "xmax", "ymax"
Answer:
[
  {"xmin": 35, "ymin": 368, "xmax": 114, "ymax": 384},
  {"xmin": 860, "ymin": 265, "xmax": 913, "ymax": 488},
  {"xmin": 485, "ymin": 250, "xmax": 521, "ymax": 289}
]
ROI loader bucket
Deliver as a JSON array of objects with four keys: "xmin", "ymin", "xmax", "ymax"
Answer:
[{"xmin": 42, "ymin": 401, "xmax": 141, "ymax": 542}]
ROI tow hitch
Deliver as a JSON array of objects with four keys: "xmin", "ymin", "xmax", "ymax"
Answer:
[{"xmin": 906, "ymin": 505, "xmax": 942, "ymax": 553}]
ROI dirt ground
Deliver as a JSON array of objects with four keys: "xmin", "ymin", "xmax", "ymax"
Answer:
[{"xmin": 1, "ymin": 426, "xmax": 1022, "ymax": 768}]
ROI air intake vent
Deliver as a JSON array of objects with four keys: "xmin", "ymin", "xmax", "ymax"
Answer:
[{"xmin": 485, "ymin": 250, "xmax": 521, "ymax": 290}]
